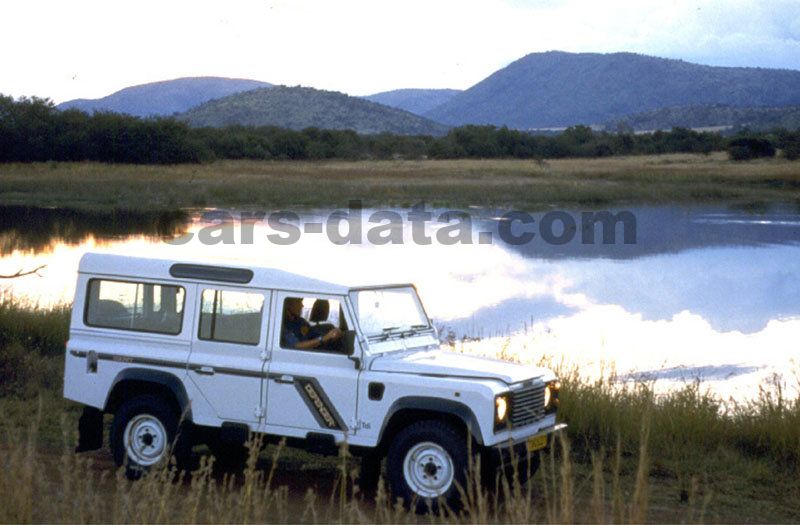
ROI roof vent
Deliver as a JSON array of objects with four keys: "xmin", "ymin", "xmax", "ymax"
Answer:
[{"xmin": 169, "ymin": 263, "xmax": 253, "ymax": 284}]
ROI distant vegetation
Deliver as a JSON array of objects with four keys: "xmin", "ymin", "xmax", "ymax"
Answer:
[
  {"xmin": 2, "ymin": 95, "xmax": 799, "ymax": 165},
  {"xmin": 0, "ymin": 96, "xmax": 204, "ymax": 164},
  {"xmin": 57, "ymin": 77, "xmax": 272, "ymax": 117},
  {"xmin": 178, "ymin": 86, "xmax": 449, "ymax": 136},
  {"xmin": 610, "ymin": 104, "xmax": 800, "ymax": 132},
  {"xmin": 363, "ymin": 88, "xmax": 462, "ymax": 115},
  {"xmin": 425, "ymin": 51, "xmax": 800, "ymax": 128}
]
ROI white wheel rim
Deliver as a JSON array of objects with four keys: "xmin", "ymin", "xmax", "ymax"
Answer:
[
  {"xmin": 402, "ymin": 441, "xmax": 455, "ymax": 499},
  {"xmin": 124, "ymin": 414, "xmax": 168, "ymax": 467}
]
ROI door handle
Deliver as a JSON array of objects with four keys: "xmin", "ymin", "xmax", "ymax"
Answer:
[
  {"xmin": 274, "ymin": 374, "xmax": 294, "ymax": 384},
  {"xmin": 195, "ymin": 366, "xmax": 215, "ymax": 375}
]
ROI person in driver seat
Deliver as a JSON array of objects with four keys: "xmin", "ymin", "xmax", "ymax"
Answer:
[{"xmin": 281, "ymin": 297, "xmax": 342, "ymax": 350}]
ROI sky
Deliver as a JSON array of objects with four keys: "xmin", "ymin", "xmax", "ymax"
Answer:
[{"xmin": 3, "ymin": 0, "xmax": 800, "ymax": 103}]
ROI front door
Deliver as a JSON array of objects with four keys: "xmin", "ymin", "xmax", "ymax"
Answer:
[
  {"xmin": 265, "ymin": 292, "xmax": 360, "ymax": 438},
  {"xmin": 188, "ymin": 286, "xmax": 271, "ymax": 424}
]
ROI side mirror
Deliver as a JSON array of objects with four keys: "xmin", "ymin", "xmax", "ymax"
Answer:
[{"xmin": 343, "ymin": 330, "xmax": 361, "ymax": 369}]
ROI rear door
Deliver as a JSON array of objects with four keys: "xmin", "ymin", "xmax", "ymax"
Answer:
[{"xmin": 187, "ymin": 286, "xmax": 271, "ymax": 424}]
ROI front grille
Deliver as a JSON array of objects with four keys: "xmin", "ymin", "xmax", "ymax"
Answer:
[{"xmin": 510, "ymin": 382, "xmax": 546, "ymax": 428}]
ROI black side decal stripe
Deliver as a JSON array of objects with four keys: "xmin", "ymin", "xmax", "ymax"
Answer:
[
  {"xmin": 69, "ymin": 350, "xmax": 264, "ymax": 378},
  {"xmin": 292, "ymin": 377, "xmax": 347, "ymax": 431},
  {"xmin": 71, "ymin": 351, "xmax": 345, "ymax": 430}
]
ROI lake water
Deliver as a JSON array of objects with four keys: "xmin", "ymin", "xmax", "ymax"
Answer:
[{"xmin": 2, "ymin": 203, "xmax": 799, "ymax": 402}]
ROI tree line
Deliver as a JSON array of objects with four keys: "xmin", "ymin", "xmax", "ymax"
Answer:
[{"xmin": 1, "ymin": 95, "xmax": 798, "ymax": 164}]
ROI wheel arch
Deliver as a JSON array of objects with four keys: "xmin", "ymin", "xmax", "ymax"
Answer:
[
  {"xmin": 104, "ymin": 368, "xmax": 192, "ymax": 422},
  {"xmin": 376, "ymin": 396, "xmax": 484, "ymax": 451}
]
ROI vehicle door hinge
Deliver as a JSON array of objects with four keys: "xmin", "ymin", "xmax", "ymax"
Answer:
[{"xmin": 254, "ymin": 406, "xmax": 265, "ymax": 419}]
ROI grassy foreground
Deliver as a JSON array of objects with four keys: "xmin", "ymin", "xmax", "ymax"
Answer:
[
  {"xmin": 1, "ymin": 154, "xmax": 800, "ymax": 211},
  {"xmin": 1, "ymin": 299, "xmax": 800, "ymax": 523}
]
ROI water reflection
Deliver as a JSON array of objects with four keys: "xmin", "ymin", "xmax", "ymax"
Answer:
[
  {"xmin": 481, "ymin": 204, "xmax": 800, "ymax": 260},
  {"xmin": 1, "ymin": 203, "xmax": 799, "ymax": 401},
  {"xmin": 620, "ymin": 364, "xmax": 763, "ymax": 383},
  {"xmin": 0, "ymin": 205, "xmax": 188, "ymax": 255}
]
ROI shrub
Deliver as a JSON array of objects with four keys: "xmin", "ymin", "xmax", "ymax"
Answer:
[
  {"xmin": 776, "ymin": 131, "xmax": 800, "ymax": 161},
  {"xmin": 727, "ymin": 137, "xmax": 776, "ymax": 161},
  {"xmin": 784, "ymin": 142, "xmax": 800, "ymax": 161}
]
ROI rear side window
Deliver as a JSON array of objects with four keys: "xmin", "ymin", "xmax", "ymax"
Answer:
[
  {"xmin": 85, "ymin": 279, "xmax": 185, "ymax": 335},
  {"xmin": 198, "ymin": 289, "xmax": 264, "ymax": 345}
]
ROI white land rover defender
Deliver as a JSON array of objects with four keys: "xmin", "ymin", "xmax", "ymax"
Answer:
[{"xmin": 65, "ymin": 253, "xmax": 565, "ymax": 507}]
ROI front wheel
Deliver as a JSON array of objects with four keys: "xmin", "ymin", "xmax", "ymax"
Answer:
[{"xmin": 386, "ymin": 420, "xmax": 468, "ymax": 512}]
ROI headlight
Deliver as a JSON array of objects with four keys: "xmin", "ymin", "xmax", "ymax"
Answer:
[
  {"xmin": 544, "ymin": 381, "xmax": 560, "ymax": 413},
  {"xmin": 494, "ymin": 393, "xmax": 510, "ymax": 430}
]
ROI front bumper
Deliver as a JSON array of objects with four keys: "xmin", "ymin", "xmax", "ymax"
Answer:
[
  {"xmin": 481, "ymin": 423, "xmax": 567, "ymax": 485},
  {"xmin": 491, "ymin": 422, "xmax": 567, "ymax": 450}
]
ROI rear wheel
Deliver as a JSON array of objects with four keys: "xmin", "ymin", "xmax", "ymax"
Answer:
[
  {"xmin": 387, "ymin": 420, "xmax": 468, "ymax": 513},
  {"xmin": 110, "ymin": 395, "xmax": 191, "ymax": 479}
]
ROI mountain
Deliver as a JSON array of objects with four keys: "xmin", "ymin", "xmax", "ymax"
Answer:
[
  {"xmin": 609, "ymin": 104, "xmax": 800, "ymax": 132},
  {"xmin": 57, "ymin": 77, "xmax": 272, "ymax": 117},
  {"xmin": 363, "ymin": 88, "xmax": 462, "ymax": 116},
  {"xmin": 425, "ymin": 51, "xmax": 800, "ymax": 129},
  {"xmin": 178, "ymin": 85, "xmax": 449, "ymax": 135}
]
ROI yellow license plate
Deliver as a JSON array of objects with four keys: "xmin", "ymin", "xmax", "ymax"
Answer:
[{"xmin": 526, "ymin": 434, "xmax": 548, "ymax": 453}]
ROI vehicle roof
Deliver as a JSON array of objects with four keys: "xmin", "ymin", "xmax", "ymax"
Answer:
[{"xmin": 78, "ymin": 252, "xmax": 378, "ymax": 295}]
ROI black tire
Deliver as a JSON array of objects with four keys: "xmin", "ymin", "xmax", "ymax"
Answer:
[
  {"xmin": 110, "ymin": 394, "xmax": 192, "ymax": 480},
  {"xmin": 386, "ymin": 420, "xmax": 469, "ymax": 513}
]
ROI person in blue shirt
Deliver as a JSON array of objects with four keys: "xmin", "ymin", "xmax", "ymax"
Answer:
[{"xmin": 281, "ymin": 297, "xmax": 342, "ymax": 350}]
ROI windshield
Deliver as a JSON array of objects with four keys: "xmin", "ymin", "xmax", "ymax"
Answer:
[{"xmin": 350, "ymin": 287, "xmax": 431, "ymax": 340}]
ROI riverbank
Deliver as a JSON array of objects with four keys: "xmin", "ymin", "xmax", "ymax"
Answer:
[
  {"xmin": 1, "ymin": 153, "xmax": 799, "ymax": 211},
  {"xmin": 1, "ymin": 299, "xmax": 799, "ymax": 522}
]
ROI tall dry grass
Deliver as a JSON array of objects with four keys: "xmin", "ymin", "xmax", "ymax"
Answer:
[
  {"xmin": 1, "ymin": 299, "xmax": 799, "ymax": 522},
  {"xmin": 0, "ymin": 406, "xmax": 661, "ymax": 524},
  {"xmin": 2, "ymin": 155, "xmax": 800, "ymax": 211}
]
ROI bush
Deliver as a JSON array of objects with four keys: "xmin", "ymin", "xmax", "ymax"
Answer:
[
  {"xmin": 776, "ymin": 130, "xmax": 800, "ymax": 160},
  {"xmin": 727, "ymin": 137, "xmax": 776, "ymax": 161},
  {"xmin": 784, "ymin": 142, "xmax": 800, "ymax": 161}
]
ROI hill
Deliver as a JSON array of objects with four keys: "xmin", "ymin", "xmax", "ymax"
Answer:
[
  {"xmin": 609, "ymin": 104, "xmax": 800, "ymax": 132},
  {"xmin": 57, "ymin": 77, "xmax": 271, "ymax": 117},
  {"xmin": 363, "ymin": 88, "xmax": 462, "ymax": 115},
  {"xmin": 425, "ymin": 51, "xmax": 800, "ymax": 129},
  {"xmin": 178, "ymin": 86, "xmax": 449, "ymax": 135}
]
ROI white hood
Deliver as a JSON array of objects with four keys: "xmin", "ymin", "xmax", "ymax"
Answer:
[{"xmin": 369, "ymin": 349, "xmax": 552, "ymax": 385}]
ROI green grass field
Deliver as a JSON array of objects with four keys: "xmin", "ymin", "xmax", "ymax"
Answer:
[
  {"xmin": 1, "ymin": 153, "xmax": 799, "ymax": 211},
  {"xmin": 1, "ymin": 298, "xmax": 799, "ymax": 523}
]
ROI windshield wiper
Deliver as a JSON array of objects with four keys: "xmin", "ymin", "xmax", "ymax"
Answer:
[
  {"xmin": 370, "ymin": 325, "xmax": 432, "ymax": 341},
  {"xmin": 368, "ymin": 326, "xmax": 400, "ymax": 342},
  {"xmin": 395, "ymin": 324, "xmax": 433, "ymax": 338}
]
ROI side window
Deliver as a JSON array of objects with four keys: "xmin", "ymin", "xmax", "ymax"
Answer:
[
  {"xmin": 85, "ymin": 279, "xmax": 185, "ymax": 335},
  {"xmin": 280, "ymin": 296, "xmax": 346, "ymax": 352},
  {"xmin": 198, "ymin": 289, "xmax": 264, "ymax": 345}
]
